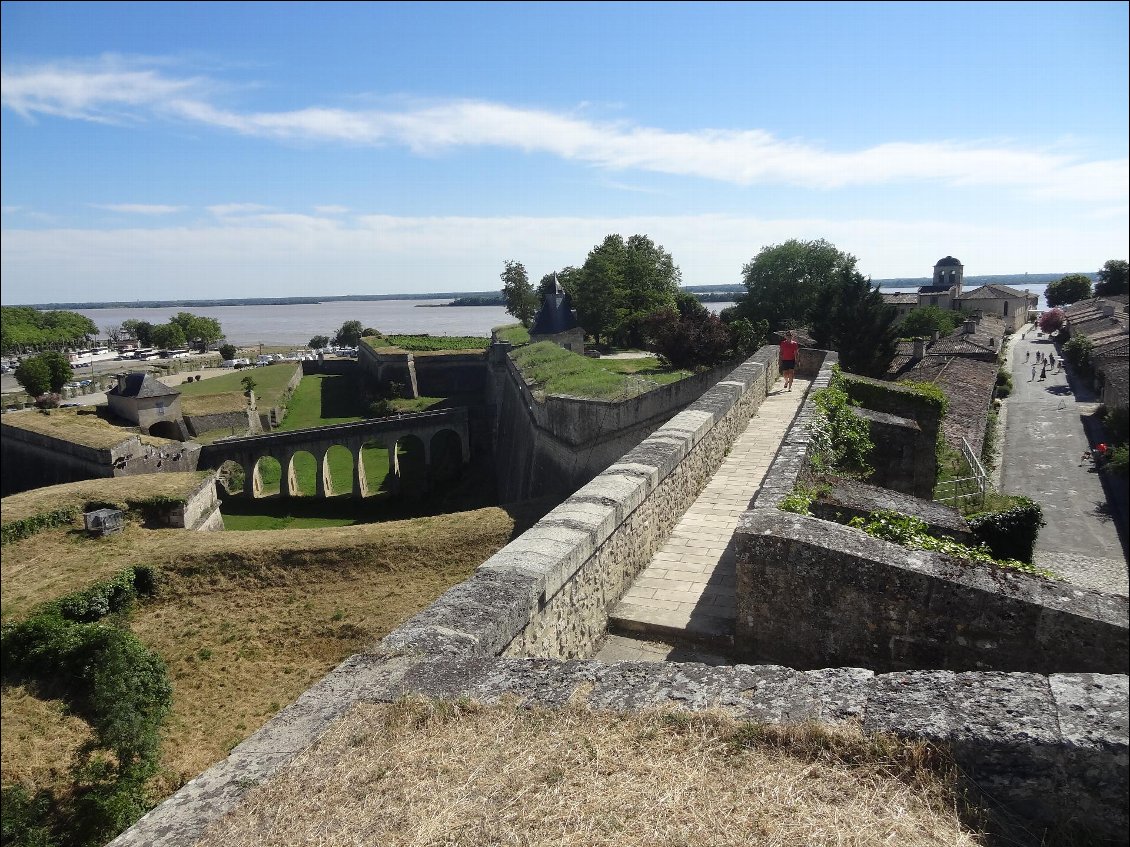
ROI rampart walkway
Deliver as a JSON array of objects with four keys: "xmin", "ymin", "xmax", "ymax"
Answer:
[{"xmin": 603, "ymin": 376, "xmax": 810, "ymax": 657}]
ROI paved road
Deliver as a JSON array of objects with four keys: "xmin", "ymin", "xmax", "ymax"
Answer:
[{"xmin": 1000, "ymin": 324, "xmax": 1127, "ymax": 595}]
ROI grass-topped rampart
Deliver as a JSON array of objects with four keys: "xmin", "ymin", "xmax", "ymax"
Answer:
[
  {"xmin": 510, "ymin": 341, "xmax": 690, "ymax": 400},
  {"xmin": 361, "ymin": 334, "xmax": 489, "ymax": 353},
  {"xmin": 177, "ymin": 362, "xmax": 299, "ymax": 409}
]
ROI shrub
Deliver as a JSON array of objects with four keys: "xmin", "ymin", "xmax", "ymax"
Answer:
[
  {"xmin": 218, "ymin": 343, "xmax": 237, "ymax": 361},
  {"xmin": 0, "ymin": 507, "xmax": 79, "ymax": 546},
  {"xmin": 993, "ymin": 370, "xmax": 1013, "ymax": 399},
  {"xmin": 808, "ymin": 369, "xmax": 873, "ymax": 476},
  {"xmin": 849, "ymin": 509, "xmax": 1054, "ymax": 577},
  {"xmin": 1103, "ymin": 405, "xmax": 1128, "ymax": 444},
  {"xmin": 0, "ymin": 568, "xmax": 169, "ymax": 847},
  {"xmin": 367, "ymin": 398, "xmax": 395, "ymax": 418},
  {"xmin": 1038, "ymin": 307, "xmax": 1066, "ymax": 334},
  {"xmin": 967, "ymin": 497, "xmax": 1045, "ymax": 563},
  {"xmin": 1062, "ymin": 334, "xmax": 1093, "ymax": 373},
  {"xmin": 1107, "ymin": 445, "xmax": 1128, "ymax": 477}
]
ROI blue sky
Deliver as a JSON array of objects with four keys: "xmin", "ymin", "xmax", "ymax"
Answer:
[{"xmin": 2, "ymin": 1, "xmax": 1127, "ymax": 304}]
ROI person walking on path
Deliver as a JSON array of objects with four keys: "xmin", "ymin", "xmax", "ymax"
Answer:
[
  {"xmin": 779, "ymin": 330, "xmax": 799, "ymax": 391},
  {"xmin": 1025, "ymin": 350, "xmax": 1030, "ymax": 362},
  {"xmin": 1040, "ymin": 363, "xmax": 1047, "ymax": 380},
  {"xmin": 1031, "ymin": 364, "xmax": 1037, "ymax": 381}
]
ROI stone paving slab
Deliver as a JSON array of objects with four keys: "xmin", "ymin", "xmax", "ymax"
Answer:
[{"xmin": 603, "ymin": 378, "xmax": 809, "ymax": 653}]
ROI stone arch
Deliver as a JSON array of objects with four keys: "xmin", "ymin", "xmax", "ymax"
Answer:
[
  {"xmin": 361, "ymin": 439, "xmax": 392, "ymax": 496},
  {"xmin": 148, "ymin": 419, "xmax": 183, "ymax": 441},
  {"xmin": 325, "ymin": 444, "xmax": 355, "ymax": 496},
  {"xmin": 216, "ymin": 459, "xmax": 245, "ymax": 497},
  {"xmin": 394, "ymin": 434, "xmax": 427, "ymax": 499},
  {"xmin": 253, "ymin": 455, "xmax": 282, "ymax": 498},
  {"xmin": 287, "ymin": 450, "xmax": 319, "ymax": 497},
  {"xmin": 429, "ymin": 428, "xmax": 464, "ymax": 484}
]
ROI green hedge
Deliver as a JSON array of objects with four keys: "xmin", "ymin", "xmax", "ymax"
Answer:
[
  {"xmin": 0, "ymin": 508, "xmax": 79, "ymax": 546},
  {"xmin": 967, "ymin": 497, "xmax": 1045, "ymax": 564},
  {"xmin": 1, "ymin": 567, "xmax": 170, "ymax": 847}
]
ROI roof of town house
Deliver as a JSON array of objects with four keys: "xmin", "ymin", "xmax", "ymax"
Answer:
[
  {"xmin": 1071, "ymin": 313, "xmax": 1128, "ymax": 339},
  {"xmin": 1091, "ymin": 334, "xmax": 1129, "ymax": 359},
  {"xmin": 881, "ymin": 292, "xmax": 918, "ymax": 305},
  {"xmin": 916, "ymin": 284, "xmax": 953, "ymax": 294},
  {"xmin": 106, "ymin": 372, "xmax": 180, "ymax": 399},
  {"xmin": 529, "ymin": 284, "xmax": 581, "ymax": 336},
  {"xmin": 889, "ymin": 354, "xmax": 998, "ymax": 455},
  {"xmin": 957, "ymin": 283, "xmax": 1035, "ymax": 301},
  {"xmin": 935, "ymin": 256, "xmax": 962, "ymax": 267},
  {"xmin": 886, "ymin": 315, "xmax": 1006, "ymax": 375},
  {"xmin": 1095, "ymin": 353, "xmax": 1129, "ymax": 408}
]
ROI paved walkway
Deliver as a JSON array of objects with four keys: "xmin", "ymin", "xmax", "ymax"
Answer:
[
  {"xmin": 600, "ymin": 377, "xmax": 810, "ymax": 656},
  {"xmin": 1000, "ymin": 324, "xmax": 1127, "ymax": 595}
]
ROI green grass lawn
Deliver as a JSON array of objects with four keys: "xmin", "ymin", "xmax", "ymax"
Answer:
[
  {"xmin": 492, "ymin": 324, "xmax": 530, "ymax": 346},
  {"xmin": 276, "ymin": 373, "xmax": 365, "ymax": 430},
  {"xmin": 509, "ymin": 342, "xmax": 692, "ymax": 400},
  {"xmin": 177, "ymin": 363, "xmax": 299, "ymax": 407}
]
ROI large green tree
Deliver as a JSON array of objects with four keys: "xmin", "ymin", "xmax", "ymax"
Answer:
[
  {"xmin": 733, "ymin": 239, "xmax": 858, "ymax": 332},
  {"xmin": 150, "ymin": 323, "xmax": 187, "ymax": 350},
  {"xmin": 334, "ymin": 320, "xmax": 364, "ymax": 347},
  {"xmin": 809, "ymin": 266, "xmax": 899, "ymax": 377},
  {"xmin": 13, "ymin": 357, "xmax": 52, "ymax": 396},
  {"xmin": 121, "ymin": 319, "xmax": 155, "ymax": 347},
  {"xmin": 1045, "ymin": 273, "xmax": 1093, "ymax": 307},
  {"xmin": 1096, "ymin": 259, "xmax": 1128, "ymax": 297},
  {"xmin": 169, "ymin": 312, "xmax": 223, "ymax": 349},
  {"xmin": 500, "ymin": 260, "xmax": 539, "ymax": 327},
  {"xmin": 1, "ymin": 307, "xmax": 98, "ymax": 354},
  {"xmin": 570, "ymin": 234, "xmax": 681, "ymax": 346}
]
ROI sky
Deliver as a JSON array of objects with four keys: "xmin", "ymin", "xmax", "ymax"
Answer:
[{"xmin": 2, "ymin": 1, "xmax": 1127, "ymax": 305}]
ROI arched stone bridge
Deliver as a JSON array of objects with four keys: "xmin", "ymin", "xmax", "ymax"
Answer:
[{"xmin": 198, "ymin": 408, "xmax": 469, "ymax": 498}]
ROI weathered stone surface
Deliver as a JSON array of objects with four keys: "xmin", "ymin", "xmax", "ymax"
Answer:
[
  {"xmin": 809, "ymin": 475, "xmax": 972, "ymax": 543},
  {"xmin": 735, "ymin": 510, "xmax": 1129, "ymax": 674}
]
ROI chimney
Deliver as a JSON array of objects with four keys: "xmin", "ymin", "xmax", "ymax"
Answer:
[
  {"xmin": 912, "ymin": 338, "xmax": 926, "ymax": 359},
  {"xmin": 932, "ymin": 331, "xmax": 940, "ymax": 342},
  {"xmin": 963, "ymin": 319, "xmax": 977, "ymax": 335}
]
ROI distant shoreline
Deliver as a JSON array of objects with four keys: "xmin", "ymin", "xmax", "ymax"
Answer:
[{"xmin": 10, "ymin": 272, "xmax": 1080, "ymax": 310}]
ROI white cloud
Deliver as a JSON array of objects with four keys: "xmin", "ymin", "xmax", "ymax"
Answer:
[
  {"xmin": 3, "ymin": 213, "xmax": 1125, "ymax": 305},
  {"xmin": 91, "ymin": 203, "xmax": 184, "ymax": 215},
  {"xmin": 314, "ymin": 205, "xmax": 350, "ymax": 214},
  {"xmin": 3, "ymin": 58, "xmax": 1125, "ymax": 204},
  {"xmin": 207, "ymin": 203, "xmax": 273, "ymax": 217}
]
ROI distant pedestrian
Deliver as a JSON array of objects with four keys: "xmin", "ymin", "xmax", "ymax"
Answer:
[
  {"xmin": 1025, "ymin": 350, "xmax": 1030, "ymax": 362},
  {"xmin": 779, "ymin": 330, "xmax": 799, "ymax": 391},
  {"xmin": 1040, "ymin": 364, "xmax": 1047, "ymax": 380},
  {"xmin": 1031, "ymin": 364, "xmax": 1037, "ymax": 381},
  {"xmin": 1050, "ymin": 354, "xmax": 1056, "ymax": 369}
]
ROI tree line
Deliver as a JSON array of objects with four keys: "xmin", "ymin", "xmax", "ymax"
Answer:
[{"xmin": 501, "ymin": 236, "xmax": 897, "ymax": 375}]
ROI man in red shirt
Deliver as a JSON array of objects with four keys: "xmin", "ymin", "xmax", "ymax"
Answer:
[{"xmin": 779, "ymin": 330, "xmax": 799, "ymax": 391}]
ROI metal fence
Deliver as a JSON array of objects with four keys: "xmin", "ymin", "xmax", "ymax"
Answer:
[{"xmin": 935, "ymin": 436, "xmax": 989, "ymax": 508}]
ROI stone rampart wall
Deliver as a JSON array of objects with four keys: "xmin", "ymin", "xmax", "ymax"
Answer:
[
  {"xmin": 184, "ymin": 409, "xmax": 261, "ymax": 438},
  {"xmin": 0, "ymin": 422, "xmax": 201, "ymax": 496},
  {"xmin": 107, "ymin": 345, "xmax": 1129, "ymax": 847}
]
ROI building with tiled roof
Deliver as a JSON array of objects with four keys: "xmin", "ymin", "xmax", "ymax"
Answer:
[
  {"xmin": 1061, "ymin": 297, "xmax": 1129, "ymax": 409},
  {"xmin": 106, "ymin": 372, "xmax": 188, "ymax": 440},
  {"xmin": 955, "ymin": 283, "xmax": 1038, "ymax": 333},
  {"xmin": 885, "ymin": 314, "xmax": 1006, "ymax": 456}
]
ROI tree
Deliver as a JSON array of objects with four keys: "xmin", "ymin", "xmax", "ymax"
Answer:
[
  {"xmin": 1, "ymin": 307, "xmax": 97, "ymax": 354},
  {"xmin": 1038, "ymin": 307, "xmax": 1066, "ymax": 334},
  {"xmin": 13, "ymin": 357, "xmax": 52, "ymax": 396},
  {"xmin": 150, "ymin": 323, "xmax": 187, "ymax": 350},
  {"xmin": 570, "ymin": 234, "xmax": 681, "ymax": 346},
  {"xmin": 899, "ymin": 305, "xmax": 962, "ymax": 338},
  {"xmin": 122, "ymin": 320, "xmax": 154, "ymax": 347},
  {"xmin": 333, "ymin": 320, "xmax": 363, "ymax": 347},
  {"xmin": 500, "ymin": 260, "xmax": 539, "ymax": 328},
  {"xmin": 644, "ymin": 308, "xmax": 737, "ymax": 370},
  {"xmin": 809, "ymin": 266, "xmax": 899, "ymax": 377},
  {"xmin": 1045, "ymin": 274, "xmax": 1093, "ymax": 307},
  {"xmin": 1096, "ymin": 259, "xmax": 1128, "ymax": 297},
  {"xmin": 40, "ymin": 351, "xmax": 73, "ymax": 392},
  {"xmin": 733, "ymin": 239, "xmax": 858, "ymax": 332},
  {"xmin": 218, "ymin": 344, "xmax": 237, "ymax": 361},
  {"xmin": 169, "ymin": 312, "xmax": 223, "ymax": 350},
  {"xmin": 309, "ymin": 335, "xmax": 330, "ymax": 349},
  {"xmin": 240, "ymin": 375, "xmax": 257, "ymax": 396}
]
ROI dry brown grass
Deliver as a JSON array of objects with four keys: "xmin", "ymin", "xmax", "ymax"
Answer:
[
  {"xmin": 179, "ymin": 391, "xmax": 248, "ymax": 415},
  {"xmin": 1, "ymin": 408, "xmax": 141, "ymax": 450},
  {"xmin": 197, "ymin": 698, "xmax": 986, "ymax": 847},
  {"xmin": 0, "ymin": 508, "xmax": 516, "ymax": 802},
  {"xmin": 0, "ymin": 471, "xmax": 211, "ymax": 527},
  {"xmin": 0, "ymin": 686, "xmax": 92, "ymax": 790}
]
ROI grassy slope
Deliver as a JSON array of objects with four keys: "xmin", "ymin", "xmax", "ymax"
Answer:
[
  {"xmin": 177, "ymin": 362, "xmax": 299, "ymax": 408},
  {"xmin": 510, "ymin": 342, "xmax": 691, "ymax": 400},
  {"xmin": 0, "ymin": 508, "xmax": 516, "ymax": 802}
]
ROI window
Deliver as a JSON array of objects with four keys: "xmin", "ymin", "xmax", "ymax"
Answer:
[{"xmin": 1003, "ymin": 301, "xmax": 1009, "ymax": 316}]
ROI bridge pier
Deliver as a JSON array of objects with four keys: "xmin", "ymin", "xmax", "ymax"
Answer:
[
  {"xmin": 352, "ymin": 446, "xmax": 368, "ymax": 498},
  {"xmin": 281, "ymin": 451, "xmax": 299, "ymax": 498}
]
